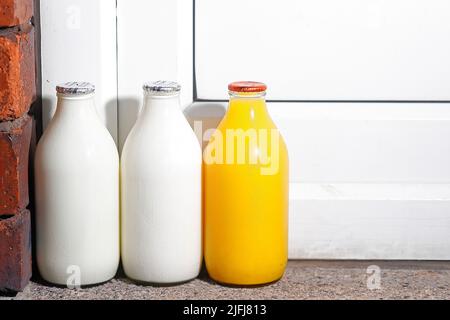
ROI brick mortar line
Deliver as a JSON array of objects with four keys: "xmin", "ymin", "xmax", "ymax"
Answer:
[{"xmin": 0, "ymin": 21, "xmax": 33, "ymax": 33}]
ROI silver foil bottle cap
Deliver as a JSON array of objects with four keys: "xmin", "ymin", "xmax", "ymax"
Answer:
[
  {"xmin": 56, "ymin": 82, "xmax": 96, "ymax": 95},
  {"xmin": 143, "ymin": 81, "xmax": 181, "ymax": 96}
]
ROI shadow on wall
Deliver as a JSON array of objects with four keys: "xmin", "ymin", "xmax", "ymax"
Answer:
[
  {"xmin": 118, "ymin": 101, "xmax": 227, "ymax": 153},
  {"xmin": 28, "ymin": 101, "xmax": 41, "ymax": 280},
  {"xmin": 42, "ymin": 98, "xmax": 228, "ymax": 153},
  {"xmin": 118, "ymin": 97, "xmax": 140, "ymax": 153},
  {"xmin": 105, "ymin": 98, "xmax": 119, "ymax": 145},
  {"xmin": 41, "ymin": 97, "xmax": 53, "ymax": 132},
  {"xmin": 184, "ymin": 103, "xmax": 226, "ymax": 151}
]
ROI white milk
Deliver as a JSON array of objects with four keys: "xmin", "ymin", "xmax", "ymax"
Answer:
[
  {"xmin": 121, "ymin": 81, "xmax": 202, "ymax": 284},
  {"xmin": 35, "ymin": 82, "xmax": 120, "ymax": 286}
]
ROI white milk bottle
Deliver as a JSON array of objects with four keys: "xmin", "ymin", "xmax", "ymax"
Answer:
[
  {"xmin": 35, "ymin": 82, "xmax": 120, "ymax": 286},
  {"xmin": 121, "ymin": 81, "xmax": 202, "ymax": 284}
]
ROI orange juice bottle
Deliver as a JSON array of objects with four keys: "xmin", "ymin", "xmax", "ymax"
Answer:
[{"xmin": 204, "ymin": 82, "xmax": 289, "ymax": 286}]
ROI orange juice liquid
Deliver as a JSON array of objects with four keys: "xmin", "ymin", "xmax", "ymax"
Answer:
[{"xmin": 204, "ymin": 94, "xmax": 289, "ymax": 286}]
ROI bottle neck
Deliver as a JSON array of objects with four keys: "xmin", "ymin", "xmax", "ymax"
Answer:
[
  {"xmin": 227, "ymin": 93, "xmax": 270, "ymax": 122},
  {"xmin": 55, "ymin": 93, "xmax": 97, "ymax": 119},
  {"xmin": 141, "ymin": 94, "xmax": 181, "ymax": 117}
]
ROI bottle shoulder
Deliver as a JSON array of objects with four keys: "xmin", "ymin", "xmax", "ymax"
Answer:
[
  {"xmin": 125, "ymin": 112, "xmax": 199, "ymax": 146},
  {"xmin": 36, "ymin": 118, "xmax": 118, "ymax": 166},
  {"xmin": 121, "ymin": 122, "xmax": 202, "ymax": 170},
  {"xmin": 217, "ymin": 114, "xmax": 279, "ymax": 130}
]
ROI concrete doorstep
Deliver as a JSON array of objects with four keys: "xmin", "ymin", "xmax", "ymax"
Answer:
[{"xmin": 1, "ymin": 261, "xmax": 450, "ymax": 300}]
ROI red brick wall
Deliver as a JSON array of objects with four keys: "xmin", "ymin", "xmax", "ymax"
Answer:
[
  {"xmin": 0, "ymin": 26, "xmax": 36, "ymax": 120},
  {"xmin": 0, "ymin": 0, "xmax": 36, "ymax": 292},
  {"xmin": 0, "ymin": 0, "xmax": 33, "ymax": 27}
]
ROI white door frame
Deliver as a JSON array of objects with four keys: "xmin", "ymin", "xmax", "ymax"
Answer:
[{"xmin": 188, "ymin": 0, "xmax": 450, "ymax": 260}]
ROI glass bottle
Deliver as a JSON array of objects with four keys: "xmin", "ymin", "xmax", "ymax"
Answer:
[
  {"xmin": 204, "ymin": 82, "xmax": 289, "ymax": 286},
  {"xmin": 121, "ymin": 81, "xmax": 202, "ymax": 284},
  {"xmin": 35, "ymin": 82, "xmax": 120, "ymax": 286}
]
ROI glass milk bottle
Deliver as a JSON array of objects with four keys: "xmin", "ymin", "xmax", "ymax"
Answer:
[
  {"xmin": 35, "ymin": 82, "xmax": 120, "ymax": 286},
  {"xmin": 204, "ymin": 82, "xmax": 289, "ymax": 286},
  {"xmin": 121, "ymin": 81, "xmax": 202, "ymax": 284}
]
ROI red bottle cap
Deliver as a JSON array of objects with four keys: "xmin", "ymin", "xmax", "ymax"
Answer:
[{"xmin": 228, "ymin": 81, "xmax": 267, "ymax": 93}]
